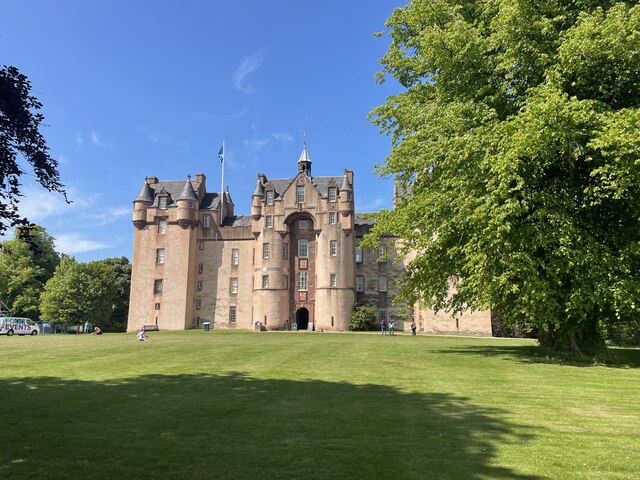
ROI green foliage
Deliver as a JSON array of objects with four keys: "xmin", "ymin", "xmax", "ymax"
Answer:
[
  {"xmin": 367, "ymin": 1, "xmax": 640, "ymax": 356},
  {"xmin": 0, "ymin": 66, "xmax": 68, "ymax": 235},
  {"xmin": 348, "ymin": 304, "xmax": 378, "ymax": 331},
  {"xmin": 0, "ymin": 224, "xmax": 60, "ymax": 320},
  {"xmin": 40, "ymin": 257, "xmax": 117, "ymax": 327},
  {"xmin": 97, "ymin": 257, "xmax": 131, "ymax": 332}
]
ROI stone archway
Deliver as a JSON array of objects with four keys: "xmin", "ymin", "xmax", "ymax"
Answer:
[{"xmin": 296, "ymin": 307, "xmax": 309, "ymax": 331}]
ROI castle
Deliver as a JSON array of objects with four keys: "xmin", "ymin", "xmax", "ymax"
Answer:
[{"xmin": 127, "ymin": 146, "xmax": 492, "ymax": 334}]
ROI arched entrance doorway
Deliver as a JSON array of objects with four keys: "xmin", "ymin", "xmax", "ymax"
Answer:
[{"xmin": 296, "ymin": 307, "xmax": 309, "ymax": 331}]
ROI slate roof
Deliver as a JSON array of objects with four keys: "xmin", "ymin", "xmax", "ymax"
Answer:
[
  {"xmin": 354, "ymin": 213, "xmax": 376, "ymax": 226},
  {"xmin": 146, "ymin": 180, "xmax": 198, "ymax": 208},
  {"xmin": 176, "ymin": 181, "xmax": 198, "ymax": 201},
  {"xmin": 135, "ymin": 182, "xmax": 154, "ymax": 203},
  {"xmin": 222, "ymin": 215, "xmax": 251, "ymax": 227}
]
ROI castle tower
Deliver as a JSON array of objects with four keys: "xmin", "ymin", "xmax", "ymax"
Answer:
[{"xmin": 128, "ymin": 176, "xmax": 200, "ymax": 331}]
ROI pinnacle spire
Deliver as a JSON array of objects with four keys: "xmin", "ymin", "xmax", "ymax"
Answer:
[{"xmin": 298, "ymin": 134, "xmax": 312, "ymax": 175}]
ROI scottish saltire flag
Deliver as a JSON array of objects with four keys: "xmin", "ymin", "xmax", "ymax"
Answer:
[{"xmin": 217, "ymin": 145, "xmax": 224, "ymax": 163}]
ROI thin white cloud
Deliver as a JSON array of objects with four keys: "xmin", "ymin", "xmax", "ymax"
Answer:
[
  {"xmin": 236, "ymin": 130, "xmax": 295, "ymax": 172},
  {"xmin": 137, "ymin": 126, "xmax": 190, "ymax": 148},
  {"xmin": 18, "ymin": 184, "xmax": 126, "ymax": 228},
  {"xmin": 272, "ymin": 133, "xmax": 294, "ymax": 143},
  {"xmin": 84, "ymin": 207, "xmax": 131, "ymax": 226},
  {"xmin": 18, "ymin": 187, "xmax": 76, "ymax": 223},
  {"xmin": 53, "ymin": 233, "xmax": 110, "ymax": 255},
  {"xmin": 90, "ymin": 130, "xmax": 114, "ymax": 149},
  {"xmin": 232, "ymin": 50, "xmax": 265, "ymax": 94}
]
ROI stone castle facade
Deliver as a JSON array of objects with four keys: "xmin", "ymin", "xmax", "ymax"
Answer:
[{"xmin": 127, "ymin": 147, "xmax": 492, "ymax": 334}]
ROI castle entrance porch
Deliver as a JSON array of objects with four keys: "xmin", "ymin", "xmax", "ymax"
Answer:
[{"xmin": 296, "ymin": 307, "xmax": 309, "ymax": 331}]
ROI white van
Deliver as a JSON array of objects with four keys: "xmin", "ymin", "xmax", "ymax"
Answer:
[{"xmin": 0, "ymin": 317, "xmax": 39, "ymax": 336}]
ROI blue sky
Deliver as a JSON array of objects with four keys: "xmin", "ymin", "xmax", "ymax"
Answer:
[{"xmin": 1, "ymin": 0, "xmax": 401, "ymax": 262}]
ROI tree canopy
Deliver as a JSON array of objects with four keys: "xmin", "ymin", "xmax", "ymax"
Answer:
[
  {"xmin": 0, "ymin": 224, "xmax": 60, "ymax": 320},
  {"xmin": 0, "ymin": 65, "xmax": 68, "ymax": 236},
  {"xmin": 97, "ymin": 257, "xmax": 131, "ymax": 332},
  {"xmin": 367, "ymin": 1, "xmax": 640, "ymax": 355},
  {"xmin": 40, "ymin": 257, "xmax": 117, "ymax": 328}
]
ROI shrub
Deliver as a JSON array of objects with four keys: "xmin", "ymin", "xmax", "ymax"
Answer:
[{"xmin": 348, "ymin": 304, "xmax": 378, "ymax": 331}]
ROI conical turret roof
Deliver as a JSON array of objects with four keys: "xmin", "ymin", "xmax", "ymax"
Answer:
[
  {"xmin": 252, "ymin": 178, "xmax": 265, "ymax": 196},
  {"xmin": 134, "ymin": 181, "xmax": 154, "ymax": 203},
  {"xmin": 176, "ymin": 180, "xmax": 198, "ymax": 201},
  {"xmin": 340, "ymin": 173, "xmax": 352, "ymax": 192}
]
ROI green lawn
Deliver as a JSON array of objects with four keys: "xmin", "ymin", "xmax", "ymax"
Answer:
[{"xmin": 1, "ymin": 331, "xmax": 638, "ymax": 480}]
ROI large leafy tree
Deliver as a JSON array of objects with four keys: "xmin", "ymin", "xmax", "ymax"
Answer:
[
  {"xmin": 0, "ymin": 224, "xmax": 60, "ymax": 320},
  {"xmin": 367, "ymin": 1, "xmax": 640, "ymax": 356},
  {"xmin": 0, "ymin": 65, "xmax": 68, "ymax": 236},
  {"xmin": 97, "ymin": 257, "xmax": 131, "ymax": 332},
  {"xmin": 40, "ymin": 258, "xmax": 117, "ymax": 329}
]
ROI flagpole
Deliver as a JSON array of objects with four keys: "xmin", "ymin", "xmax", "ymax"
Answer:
[{"xmin": 220, "ymin": 140, "xmax": 225, "ymax": 226}]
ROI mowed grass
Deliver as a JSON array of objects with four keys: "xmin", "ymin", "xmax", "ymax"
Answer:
[{"xmin": 0, "ymin": 331, "xmax": 638, "ymax": 480}]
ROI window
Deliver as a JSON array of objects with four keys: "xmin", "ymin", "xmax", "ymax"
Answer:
[
  {"xmin": 232, "ymin": 249, "xmax": 239, "ymax": 266},
  {"xmin": 198, "ymin": 263, "xmax": 204, "ymax": 274},
  {"xmin": 298, "ymin": 271, "xmax": 308, "ymax": 291},
  {"xmin": 328, "ymin": 187, "xmax": 337, "ymax": 202},
  {"xmin": 283, "ymin": 275, "xmax": 288, "ymax": 289},
  {"xmin": 158, "ymin": 219, "xmax": 166, "ymax": 234},
  {"xmin": 230, "ymin": 278, "xmax": 238, "ymax": 294},
  {"xmin": 296, "ymin": 186, "xmax": 305, "ymax": 204},
  {"xmin": 378, "ymin": 245, "xmax": 388, "ymax": 262},
  {"xmin": 330, "ymin": 273, "xmax": 337, "ymax": 287},
  {"xmin": 189, "ymin": 201, "xmax": 194, "ymax": 209},
  {"xmin": 262, "ymin": 275, "xmax": 269, "ymax": 288},
  {"xmin": 266, "ymin": 190, "xmax": 274, "ymax": 205},
  {"xmin": 330, "ymin": 240, "xmax": 337, "ymax": 256},
  {"xmin": 298, "ymin": 239, "xmax": 308, "ymax": 258},
  {"xmin": 329, "ymin": 212, "xmax": 337, "ymax": 224},
  {"xmin": 203, "ymin": 215, "xmax": 211, "ymax": 228},
  {"xmin": 283, "ymin": 243, "xmax": 288, "ymax": 260},
  {"xmin": 156, "ymin": 248, "xmax": 165, "ymax": 264},
  {"xmin": 356, "ymin": 276, "xmax": 364, "ymax": 292},
  {"xmin": 355, "ymin": 248, "xmax": 363, "ymax": 263},
  {"xmin": 198, "ymin": 241, "xmax": 204, "ymax": 251},
  {"xmin": 229, "ymin": 306, "xmax": 237, "ymax": 324},
  {"xmin": 379, "ymin": 308, "xmax": 387, "ymax": 322},
  {"xmin": 265, "ymin": 215, "xmax": 273, "ymax": 228},
  {"xmin": 154, "ymin": 279, "xmax": 163, "ymax": 294},
  {"xmin": 197, "ymin": 280, "xmax": 203, "ymax": 291},
  {"xmin": 154, "ymin": 303, "xmax": 161, "ymax": 310},
  {"xmin": 263, "ymin": 243, "xmax": 270, "ymax": 259},
  {"xmin": 299, "ymin": 218, "xmax": 308, "ymax": 230},
  {"xmin": 196, "ymin": 299, "xmax": 201, "ymax": 310},
  {"xmin": 378, "ymin": 276, "xmax": 388, "ymax": 292},
  {"xmin": 347, "ymin": 192, "xmax": 352, "ymax": 201},
  {"xmin": 159, "ymin": 197, "xmax": 168, "ymax": 209}
]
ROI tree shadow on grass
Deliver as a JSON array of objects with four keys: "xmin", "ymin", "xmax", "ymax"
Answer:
[
  {"xmin": 0, "ymin": 373, "xmax": 542, "ymax": 480},
  {"xmin": 434, "ymin": 344, "xmax": 640, "ymax": 368}
]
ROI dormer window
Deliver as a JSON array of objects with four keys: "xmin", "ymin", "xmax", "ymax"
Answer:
[
  {"xmin": 328, "ymin": 187, "xmax": 337, "ymax": 202},
  {"xmin": 266, "ymin": 190, "xmax": 274, "ymax": 205},
  {"xmin": 296, "ymin": 186, "xmax": 305, "ymax": 204},
  {"xmin": 159, "ymin": 197, "xmax": 168, "ymax": 209}
]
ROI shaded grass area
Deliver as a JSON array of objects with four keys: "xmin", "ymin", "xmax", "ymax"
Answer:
[{"xmin": 0, "ymin": 331, "xmax": 638, "ymax": 479}]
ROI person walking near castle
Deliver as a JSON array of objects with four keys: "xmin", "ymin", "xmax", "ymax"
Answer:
[
  {"xmin": 389, "ymin": 320, "xmax": 395, "ymax": 336},
  {"xmin": 411, "ymin": 320, "xmax": 417, "ymax": 336},
  {"xmin": 380, "ymin": 319, "xmax": 387, "ymax": 335}
]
